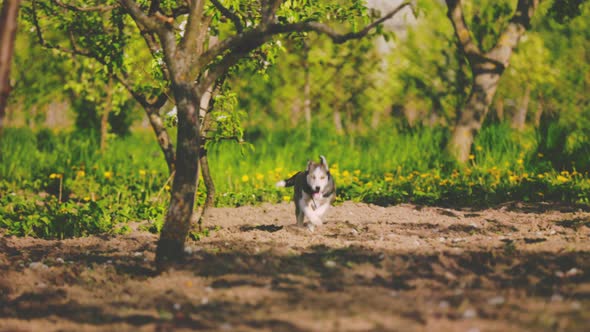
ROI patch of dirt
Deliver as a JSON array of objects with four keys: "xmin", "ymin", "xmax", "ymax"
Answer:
[{"xmin": 1, "ymin": 202, "xmax": 589, "ymax": 331}]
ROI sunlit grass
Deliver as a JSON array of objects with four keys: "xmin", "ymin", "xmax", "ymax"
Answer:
[{"xmin": 2, "ymin": 123, "xmax": 590, "ymax": 238}]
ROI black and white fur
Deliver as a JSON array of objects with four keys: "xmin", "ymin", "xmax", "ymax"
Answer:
[{"xmin": 276, "ymin": 155, "xmax": 336, "ymax": 231}]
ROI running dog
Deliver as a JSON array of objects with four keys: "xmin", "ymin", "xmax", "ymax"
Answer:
[{"xmin": 276, "ymin": 156, "xmax": 336, "ymax": 231}]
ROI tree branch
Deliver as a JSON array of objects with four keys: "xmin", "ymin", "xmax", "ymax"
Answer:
[
  {"xmin": 118, "ymin": 0, "xmax": 163, "ymax": 32},
  {"xmin": 487, "ymin": 0, "xmax": 539, "ymax": 60},
  {"xmin": 445, "ymin": 0, "xmax": 482, "ymax": 62},
  {"xmin": 210, "ymin": 0, "xmax": 243, "ymax": 33},
  {"xmin": 31, "ymin": 0, "xmax": 91, "ymax": 57},
  {"xmin": 180, "ymin": 0, "xmax": 206, "ymax": 54},
  {"xmin": 51, "ymin": 0, "xmax": 119, "ymax": 12},
  {"xmin": 198, "ymin": 1, "xmax": 413, "ymax": 83}
]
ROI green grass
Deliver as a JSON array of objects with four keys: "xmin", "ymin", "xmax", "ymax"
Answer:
[{"xmin": 1, "ymin": 124, "xmax": 590, "ymax": 238}]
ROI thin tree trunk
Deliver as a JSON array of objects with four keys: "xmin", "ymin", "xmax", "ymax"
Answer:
[
  {"xmin": 495, "ymin": 98, "xmax": 504, "ymax": 122},
  {"xmin": 533, "ymin": 93, "xmax": 543, "ymax": 127},
  {"xmin": 146, "ymin": 105, "xmax": 176, "ymax": 173},
  {"xmin": 511, "ymin": 84, "xmax": 530, "ymax": 131},
  {"xmin": 100, "ymin": 77, "xmax": 114, "ymax": 151},
  {"xmin": 156, "ymin": 84, "xmax": 200, "ymax": 269},
  {"xmin": 0, "ymin": 0, "xmax": 20, "ymax": 134},
  {"xmin": 199, "ymin": 145, "xmax": 215, "ymax": 212},
  {"xmin": 333, "ymin": 110, "xmax": 344, "ymax": 134},
  {"xmin": 303, "ymin": 42, "xmax": 312, "ymax": 140}
]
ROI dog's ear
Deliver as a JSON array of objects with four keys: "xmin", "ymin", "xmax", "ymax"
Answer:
[
  {"xmin": 319, "ymin": 155, "xmax": 328, "ymax": 169},
  {"xmin": 306, "ymin": 160, "xmax": 313, "ymax": 171}
]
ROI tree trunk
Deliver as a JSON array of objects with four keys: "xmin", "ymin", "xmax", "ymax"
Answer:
[
  {"xmin": 511, "ymin": 84, "xmax": 530, "ymax": 131},
  {"xmin": 303, "ymin": 43, "xmax": 312, "ymax": 141},
  {"xmin": 0, "ymin": 0, "xmax": 20, "ymax": 134},
  {"xmin": 333, "ymin": 110, "xmax": 344, "ymax": 135},
  {"xmin": 155, "ymin": 84, "xmax": 200, "ymax": 269},
  {"xmin": 495, "ymin": 98, "xmax": 504, "ymax": 122},
  {"xmin": 100, "ymin": 77, "xmax": 114, "ymax": 151},
  {"xmin": 448, "ymin": 69, "xmax": 501, "ymax": 162},
  {"xmin": 445, "ymin": 0, "xmax": 538, "ymax": 162},
  {"xmin": 146, "ymin": 105, "xmax": 176, "ymax": 173}
]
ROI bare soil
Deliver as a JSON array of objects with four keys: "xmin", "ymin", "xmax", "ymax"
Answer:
[{"xmin": 1, "ymin": 202, "xmax": 589, "ymax": 332}]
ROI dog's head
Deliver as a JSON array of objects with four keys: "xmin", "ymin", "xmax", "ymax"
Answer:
[{"xmin": 306, "ymin": 155, "xmax": 330, "ymax": 198}]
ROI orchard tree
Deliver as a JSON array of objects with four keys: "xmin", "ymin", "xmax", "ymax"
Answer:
[
  {"xmin": 445, "ymin": 0, "xmax": 540, "ymax": 162},
  {"xmin": 27, "ymin": 0, "xmax": 413, "ymax": 269}
]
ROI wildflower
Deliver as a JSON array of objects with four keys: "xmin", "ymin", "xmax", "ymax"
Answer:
[
  {"xmin": 557, "ymin": 175, "xmax": 568, "ymax": 183},
  {"xmin": 517, "ymin": 159, "xmax": 524, "ymax": 166},
  {"xmin": 49, "ymin": 173, "xmax": 63, "ymax": 179},
  {"xmin": 76, "ymin": 170, "xmax": 85, "ymax": 178},
  {"xmin": 537, "ymin": 192, "xmax": 544, "ymax": 197},
  {"xmin": 139, "ymin": 169, "xmax": 147, "ymax": 176},
  {"xmin": 342, "ymin": 170, "xmax": 350, "ymax": 177},
  {"xmin": 283, "ymin": 195, "xmax": 290, "ymax": 202},
  {"xmin": 537, "ymin": 153, "xmax": 544, "ymax": 158},
  {"xmin": 420, "ymin": 173, "xmax": 429, "ymax": 179},
  {"xmin": 165, "ymin": 185, "xmax": 171, "ymax": 191},
  {"xmin": 509, "ymin": 175, "xmax": 519, "ymax": 182},
  {"xmin": 241, "ymin": 175, "xmax": 249, "ymax": 182},
  {"xmin": 537, "ymin": 174, "xmax": 545, "ymax": 179},
  {"xmin": 469, "ymin": 154, "xmax": 475, "ymax": 160},
  {"xmin": 384, "ymin": 176, "xmax": 394, "ymax": 182},
  {"xmin": 256, "ymin": 173, "xmax": 264, "ymax": 181},
  {"xmin": 353, "ymin": 170, "xmax": 361, "ymax": 176},
  {"xmin": 366, "ymin": 181, "xmax": 373, "ymax": 188},
  {"xmin": 475, "ymin": 145, "xmax": 483, "ymax": 151},
  {"xmin": 83, "ymin": 196, "xmax": 91, "ymax": 201},
  {"xmin": 104, "ymin": 171, "xmax": 113, "ymax": 180}
]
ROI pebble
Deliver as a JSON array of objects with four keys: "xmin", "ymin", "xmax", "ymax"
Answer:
[
  {"xmin": 324, "ymin": 260, "xmax": 337, "ymax": 268},
  {"xmin": 463, "ymin": 308, "xmax": 477, "ymax": 319},
  {"xmin": 55, "ymin": 257, "xmax": 65, "ymax": 264},
  {"xmin": 173, "ymin": 303, "xmax": 181, "ymax": 311},
  {"xmin": 438, "ymin": 300, "xmax": 450, "ymax": 309},
  {"xmin": 29, "ymin": 262, "xmax": 49, "ymax": 270},
  {"xmin": 487, "ymin": 296, "xmax": 505, "ymax": 306},
  {"xmin": 551, "ymin": 294, "xmax": 563, "ymax": 302}
]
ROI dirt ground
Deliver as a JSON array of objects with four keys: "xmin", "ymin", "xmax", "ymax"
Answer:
[{"xmin": 1, "ymin": 201, "xmax": 589, "ymax": 332}]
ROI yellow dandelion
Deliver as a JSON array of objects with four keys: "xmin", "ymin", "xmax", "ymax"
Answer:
[
  {"xmin": 366, "ymin": 181, "xmax": 373, "ymax": 188},
  {"xmin": 384, "ymin": 176, "xmax": 394, "ymax": 182},
  {"xmin": 537, "ymin": 153, "xmax": 544, "ymax": 158},
  {"xmin": 557, "ymin": 175, "xmax": 568, "ymax": 183},
  {"xmin": 537, "ymin": 192, "xmax": 544, "ymax": 197},
  {"xmin": 537, "ymin": 174, "xmax": 545, "ymax": 179},
  {"xmin": 241, "ymin": 175, "xmax": 249, "ymax": 182},
  {"xmin": 342, "ymin": 170, "xmax": 350, "ymax": 177},
  {"xmin": 256, "ymin": 173, "xmax": 264, "ymax": 181},
  {"xmin": 517, "ymin": 159, "xmax": 524, "ymax": 165},
  {"xmin": 469, "ymin": 154, "xmax": 475, "ymax": 160},
  {"xmin": 164, "ymin": 185, "xmax": 171, "ymax": 191},
  {"xmin": 283, "ymin": 195, "xmax": 291, "ymax": 202},
  {"xmin": 49, "ymin": 173, "xmax": 63, "ymax": 179},
  {"xmin": 104, "ymin": 171, "xmax": 113, "ymax": 180},
  {"xmin": 139, "ymin": 169, "xmax": 147, "ymax": 176},
  {"xmin": 353, "ymin": 169, "xmax": 361, "ymax": 176},
  {"xmin": 76, "ymin": 170, "xmax": 85, "ymax": 178},
  {"xmin": 475, "ymin": 145, "xmax": 483, "ymax": 151},
  {"xmin": 83, "ymin": 196, "xmax": 91, "ymax": 201},
  {"xmin": 509, "ymin": 175, "xmax": 519, "ymax": 182}
]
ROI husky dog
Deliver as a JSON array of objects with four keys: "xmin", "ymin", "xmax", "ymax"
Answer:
[{"xmin": 276, "ymin": 155, "xmax": 336, "ymax": 231}]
